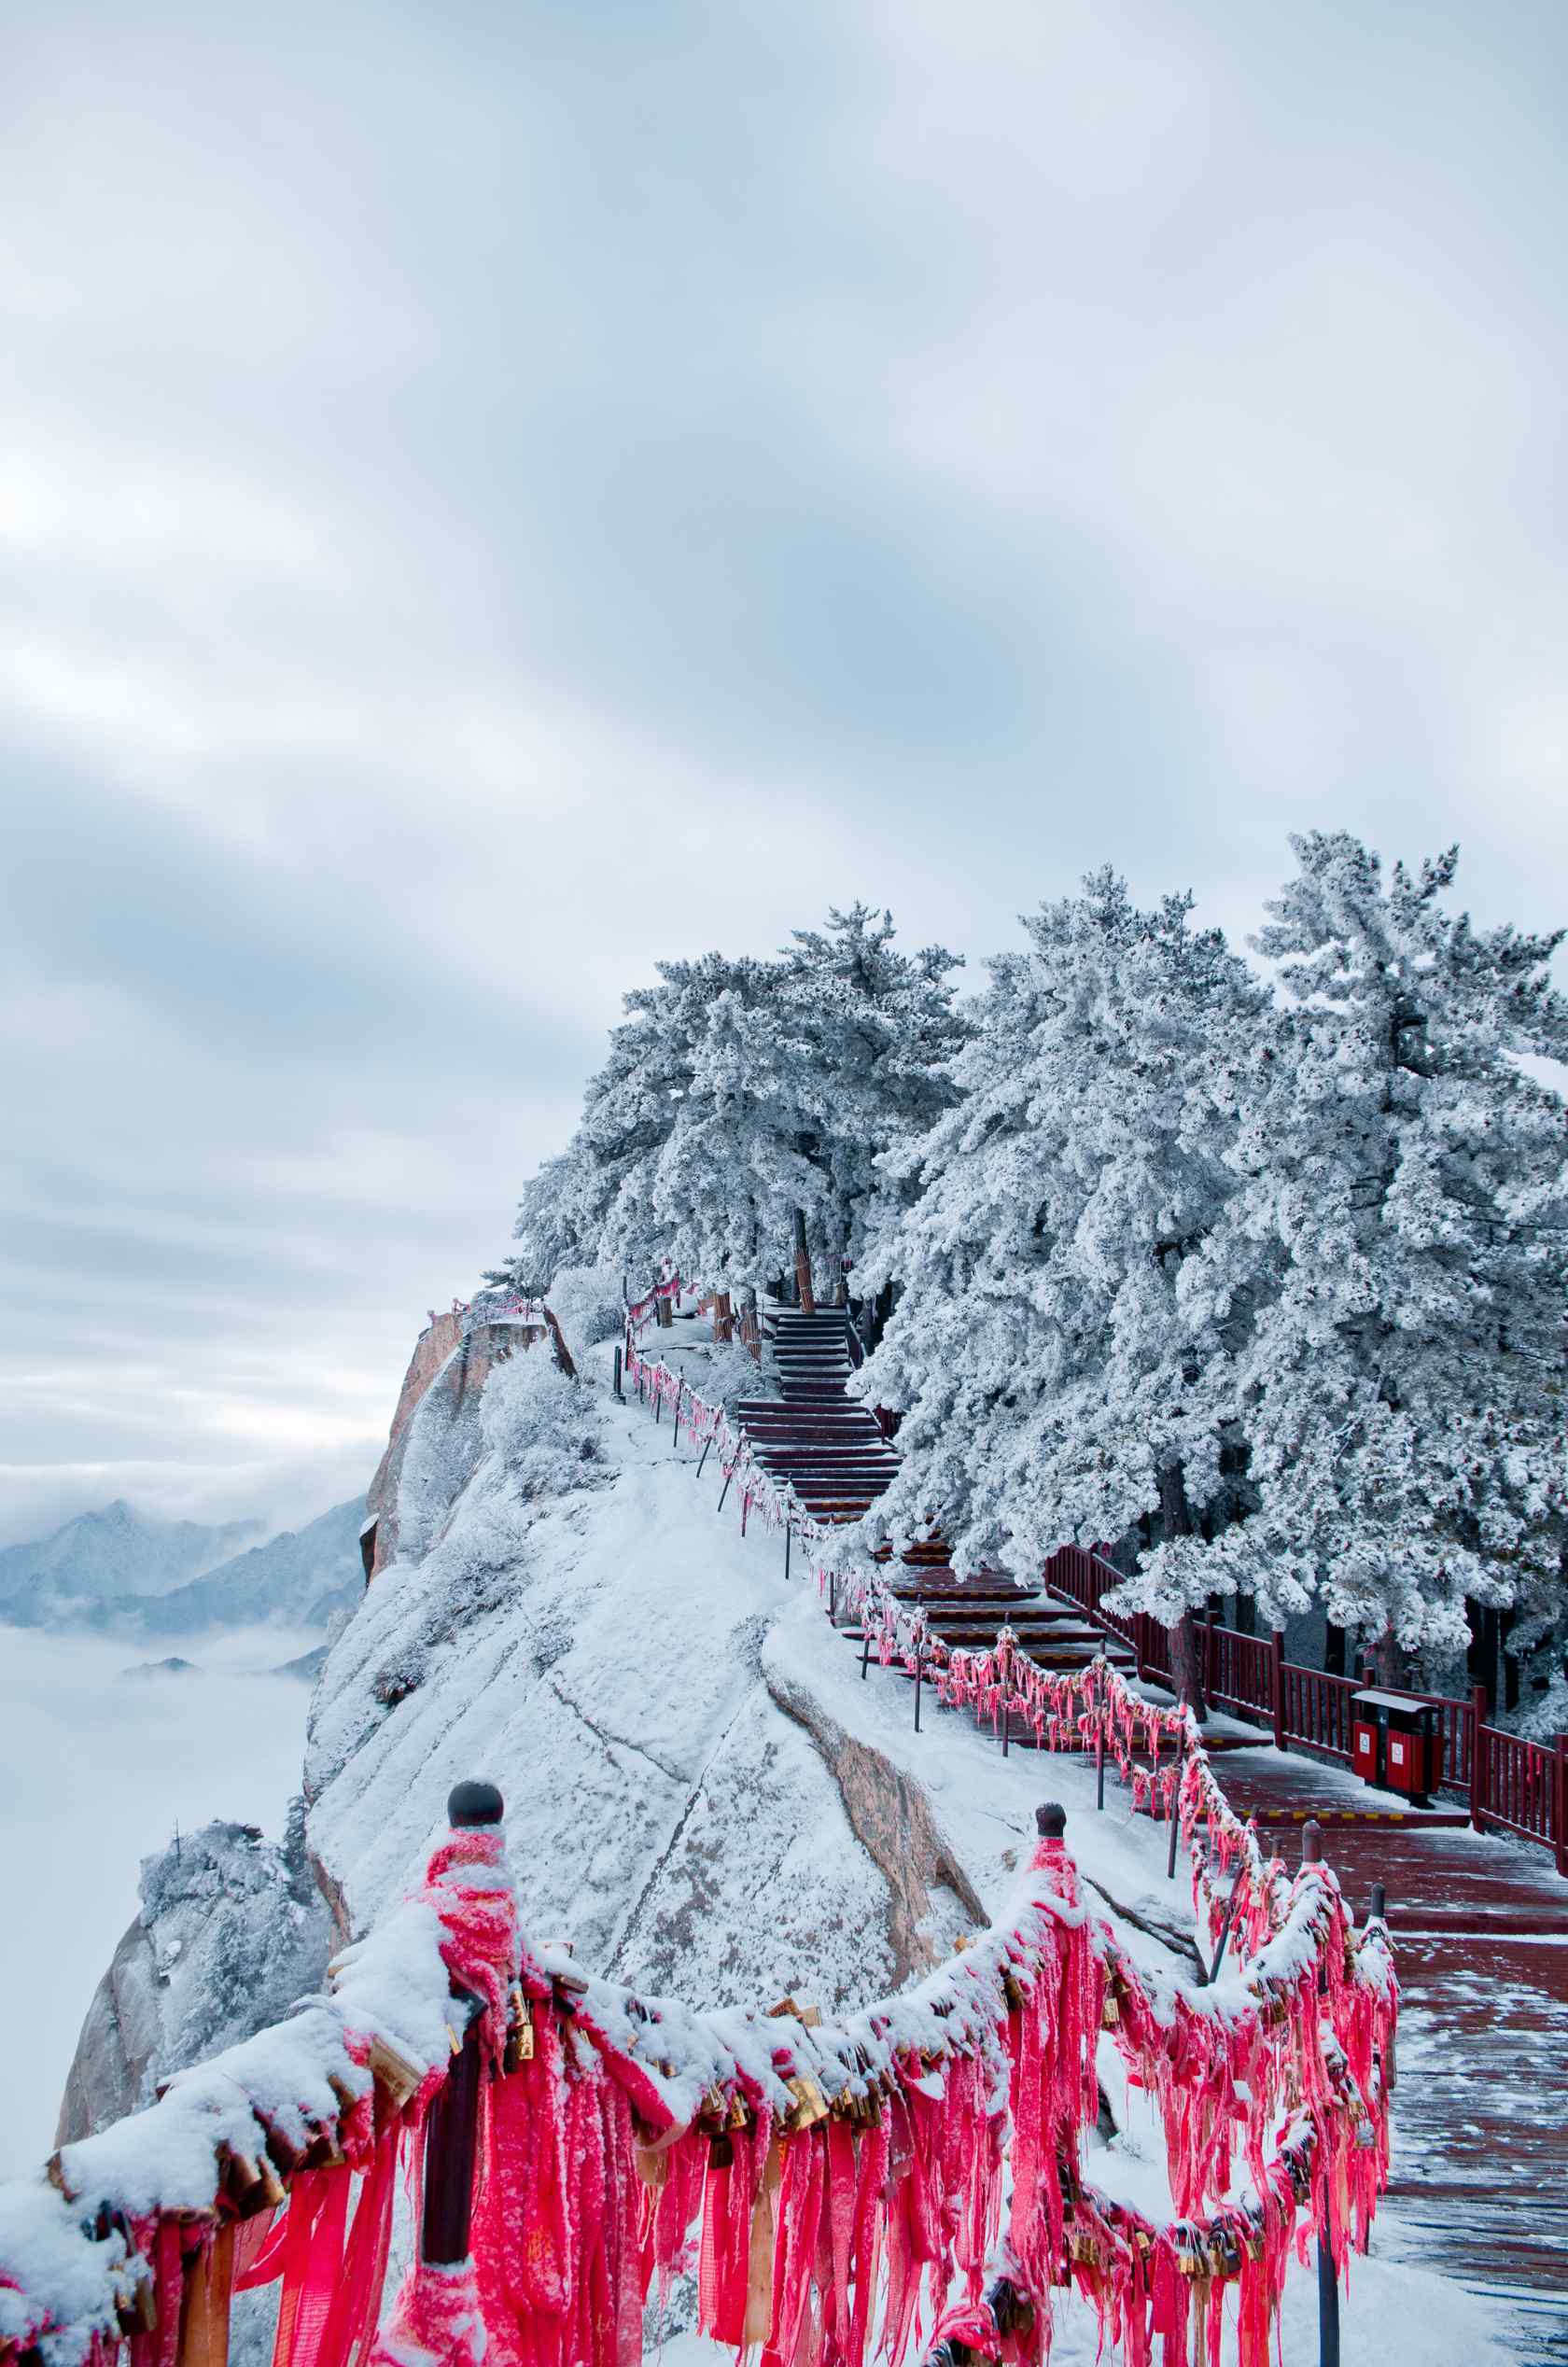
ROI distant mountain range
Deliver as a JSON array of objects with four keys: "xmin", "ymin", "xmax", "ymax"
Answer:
[{"xmin": 0, "ymin": 1496, "xmax": 367, "ymax": 1637}]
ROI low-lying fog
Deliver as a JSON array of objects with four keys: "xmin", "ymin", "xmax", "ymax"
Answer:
[{"xmin": 0, "ymin": 1626, "xmax": 316, "ymax": 2176}]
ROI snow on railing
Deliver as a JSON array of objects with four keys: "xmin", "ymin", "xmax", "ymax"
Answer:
[
  {"xmin": 624, "ymin": 1270, "xmax": 685, "ymax": 1341},
  {"xmin": 0, "ymin": 1773, "xmax": 1394, "ymax": 2367}
]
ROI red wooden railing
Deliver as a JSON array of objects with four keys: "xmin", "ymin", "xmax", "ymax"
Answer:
[
  {"xmin": 1278, "ymin": 1661, "xmax": 1360, "ymax": 1761},
  {"xmin": 1205, "ymin": 1624, "xmax": 1274, "ymax": 1722},
  {"xmin": 1477, "ymin": 1725, "xmax": 1564, "ymax": 1856},
  {"xmin": 1042, "ymin": 1544, "xmax": 1567, "ymax": 1873}
]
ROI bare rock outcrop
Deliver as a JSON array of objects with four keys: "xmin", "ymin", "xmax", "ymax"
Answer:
[{"xmin": 762, "ymin": 1654, "xmax": 985, "ymax": 1983}]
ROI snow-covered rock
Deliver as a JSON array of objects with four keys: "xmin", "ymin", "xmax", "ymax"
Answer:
[
  {"xmin": 55, "ymin": 1807, "xmax": 332, "ymax": 2146},
  {"xmin": 305, "ymin": 1333, "xmax": 984, "ymax": 2011}
]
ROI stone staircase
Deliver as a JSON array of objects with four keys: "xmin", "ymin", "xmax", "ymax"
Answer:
[{"xmin": 736, "ymin": 1309, "xmax": 1134, "ymax": 1685}]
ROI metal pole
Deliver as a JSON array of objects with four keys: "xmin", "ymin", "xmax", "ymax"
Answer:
[
  {"xmin": 423, "ymin": 2000, "xmax": 483, "ymax": 2264},
  {"xmin": 1096, "ymin": 1723, "xmax": 1106, "ymax": 1811},
  {"xmin": 696, "ymin": 1434, "xmax": 714, "ymax": 1481},
  {"xmin": 1369, "ymin": 1880, "xmax": 1396, "ymax": 2092},
  {"xmin": 612, "ymin": 1346, "xmax": 623, "ymax": 1400},
  {"xmin": 784, "ymin": 1526, "xmax": 791, "ymax": 1582},
  {"xmin": 1300, "ymin": 1813, "xmax": 1339, "ymax": 2367},
  {"xmin": 861, "ymin": 1625, "xmax": 873, "ymax": 1680},
  {"xmin": 1317, "ymin": 2212, "xmax": 1340, "ymax": 2367},
  {"xmin": 1167, "ymin": 1790, "xmax": 1181, "ymax": 1881},
  {"xmin": 1204, "ymin": 1883, "xmax": 1240, "ymax": 1983},
  {"xmin": 914, "ymin": 1649, "xmax": 924, "ymax": 1732},
  {"xmin": 1002, "ymin": 1702, "xmax": 1010, "ymax": 1758},
  {"xmin": 717, "ymin": 1467, "xmax": 733, "ymax": 1514}
]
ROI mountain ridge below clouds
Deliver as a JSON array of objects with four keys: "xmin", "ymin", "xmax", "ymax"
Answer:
[
  {"xmin": 0, "ymin": 1495, "xmax": 368, "ymax": 1637},
  {"xmin": 0, "ymin": 1500, "xmax": 263, "ymax": 1615}
]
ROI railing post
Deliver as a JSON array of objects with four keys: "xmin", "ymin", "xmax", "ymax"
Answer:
[
  {"xmin": 1270, "ymin": 1630, "xmax": 1286, "ymax": 1752},
  {"xmin": 1470, "ymin": 1686, "xmax": 1488, "ymax": 1829},
  {"xmin": 1556, "ymin": 1735, "xmax": 1568, "ymax": 1880},
  {"xmin": 1095, "ymin": 1720, "xmax": 1106, "ymax": 1811},
  {"xmin": 914, "ymin": 1646, "xmax": 924, "ymax": 1731},
  {"xmin": 1299, "ymin": 1815, "xmax": 1339, "ymax": 2367},
  {"xmin": 1317, "ymin": 2212, "xmax": 1340, "ymax": 2367},
  {"xmin": 421, "ymin": 1781, "xmax": 503, "ymax": 2266},
  {"xmin": 612, "ymin": 1346, "xmax": 623, "ymax": 1400}
]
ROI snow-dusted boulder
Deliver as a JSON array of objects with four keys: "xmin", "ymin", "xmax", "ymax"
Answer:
[{"xmin": 55, "ymin": 1809, "xmax": 332, "ymax": 2146}]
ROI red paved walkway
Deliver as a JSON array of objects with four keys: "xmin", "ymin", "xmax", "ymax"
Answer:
[{"xmin": 1215, "ymin": 1746, "xmax": 1568, "ymax": 2363}]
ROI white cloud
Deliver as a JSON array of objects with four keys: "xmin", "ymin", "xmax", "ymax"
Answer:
[
  {"xmin": 0, "ymin": 423, "xmax": 332, "ymax": 578},
  {"xmin": 1, "ymin": 0, "xmax": 1563, "ymax": 1548}
]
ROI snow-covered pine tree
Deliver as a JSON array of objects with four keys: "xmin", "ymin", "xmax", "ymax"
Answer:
[
  {"xmin": 496, "ymin": 908, "xmax": 965, "ymax": 1310},
  {"xmin": 774, "ymin": 905, "xmax": 967, "ymax": 1299},
  {"xmin": 853, "ymin": 871, "xmax": 1272, "ymax": 1710},
  {"xmin": 1213, "ymin": 833, "xmax": 1568, "ymax": 1681}
]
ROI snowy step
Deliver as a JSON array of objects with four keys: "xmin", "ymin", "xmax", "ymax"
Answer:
[
  {"xmin": 753, "ymin": 1466, "xmax": 897, "ymax": 1485},
  {"xmin": 741, "ymin": 1411, "xmax": 873, "ymax": 1424}
]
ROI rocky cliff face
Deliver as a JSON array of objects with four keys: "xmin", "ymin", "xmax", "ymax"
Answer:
[
  {"xmin": 56, "ymin": 1309, "xmax": 1001, "ymax": 2144},
  {"xmin": 55, "ymin": 1811, "xmax": 333, "ymax": 2146},
  {"xmin": 363, "ymin": 1315, "xmax": 547, "ymax": 1576}
]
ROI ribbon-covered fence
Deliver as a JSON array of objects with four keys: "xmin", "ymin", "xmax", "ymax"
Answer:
[
  {"xmin": 0, "ymin": 1776, "xmax": 1393, "ymax": 2367},
  {"xmin": 1048, "ymin": 1545, "xmax": 1568, "ymax": 1872},
  {"xmin": 625, "ymin": 1275, "xmax": 686, "ymax": 1344}
]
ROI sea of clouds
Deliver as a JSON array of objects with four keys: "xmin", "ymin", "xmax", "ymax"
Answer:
[{"xmin": 0, "ymin": 1626, "xmax": 315, "ymax": 2176}]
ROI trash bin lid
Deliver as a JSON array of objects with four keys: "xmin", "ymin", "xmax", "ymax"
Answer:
[{"xmin": 1351, "ymin": 1689, "xmax": 1411, "ymax": 1714}]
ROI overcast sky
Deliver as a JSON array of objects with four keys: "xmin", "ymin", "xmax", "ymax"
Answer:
[{"xmin": 4, "ymin": 0, "xmax": 1565, "ymax": 1545}]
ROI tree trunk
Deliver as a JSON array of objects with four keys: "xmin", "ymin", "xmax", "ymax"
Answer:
[
  {"xmin": 1372, "ymin": 1623, "xmax": 1404, "ymax": 1688},
  {"xmin": 1157, "ymin": 1461, "xmax": 1207, "ymax": 1720},
  {"xmin": 713, "ymin": 1290, "xmax": 734, "ymax": 1344},
  {"xmin": 792, "ymin": 1209, "xmax": 816, "ymax": 1314},
  {"xmin": 1466, "ymin": 1602, "xmax": 1500, "ymax": 1716},
  {"xmin": 1323, "ymin": 1621, "xmax": 1346, "ymax": 1677},
  {"xmin": 1169, "ymin": 1613, "xmax": 1208, "ymax": 1721}
]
